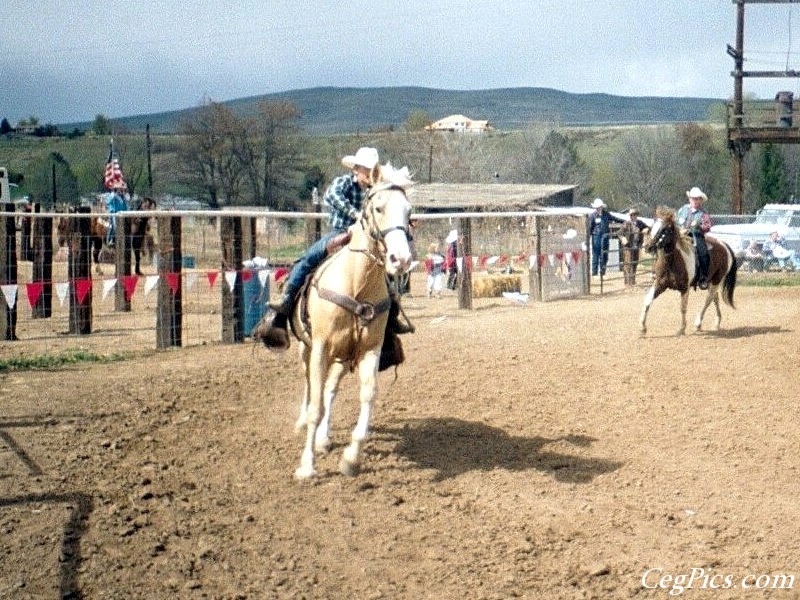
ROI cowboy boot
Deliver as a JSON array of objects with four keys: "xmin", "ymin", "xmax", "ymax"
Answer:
[
  {"xmin": 387, "ymin": 297, "xmax": 414, "ymax": 334},
  {"xmin": 252, "ymin": 292, "xmax": 296, "ymax": 350},
  {"xmin": 379, "ymin": 331, "xmax": 405, "ymax": 372}
]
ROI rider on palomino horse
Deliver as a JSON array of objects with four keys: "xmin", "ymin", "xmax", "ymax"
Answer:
[{"xmin": 255, "ymin": 147, "xmax": 413, "ymax": 367}]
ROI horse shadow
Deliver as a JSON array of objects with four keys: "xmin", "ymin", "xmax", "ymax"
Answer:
[
  {"xmin": 702, "ymin": 325, "xmax": 787, "ymax": 339},
  {"xmin": 379, "ymin": 418, "xmax": 623, "ymax": 483}
]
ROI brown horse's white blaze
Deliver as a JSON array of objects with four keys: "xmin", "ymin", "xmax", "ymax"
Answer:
[
  {"xmin": 291, "ymin": 164, "xmax": 412, "ymax": 480},
  {"xmin": 640, "ymin": 207, "xmax": 738, "ymax": 336}
]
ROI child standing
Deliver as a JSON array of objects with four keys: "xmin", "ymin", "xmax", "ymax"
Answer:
[{"xmin": 425, "ymin": 242, "xmax": 445, "ymax": 298}]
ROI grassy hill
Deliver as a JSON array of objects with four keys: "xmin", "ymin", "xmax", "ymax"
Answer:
[{"xmin": 62, "ymin": 86, "xmax": 725, "ymax": 135}]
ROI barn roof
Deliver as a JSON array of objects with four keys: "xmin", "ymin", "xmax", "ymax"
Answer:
[{"xmin": 408, "ymin": 183, "xmax": 577, "ymax": 212}]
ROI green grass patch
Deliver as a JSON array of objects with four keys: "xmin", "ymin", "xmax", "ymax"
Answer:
[
  {"xmin": 0, "ymin": 349, "xmax": 132, "ymax": 372},
  {"xmin": 738, "ymin": 272, "xmax": 800, "ymax": 287}
]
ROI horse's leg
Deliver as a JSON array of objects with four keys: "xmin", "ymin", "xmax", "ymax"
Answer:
[
  {"xmin": 639, "ymin": 285, "xmax": 661, "ymax": 335},
  {"xmin": 296, "ymin": 341, "xmax": 327, "ymax": 480},
  {"xmin": 295, "ymin": 344, "xmax": 311, "ymax": 434},
  {"xmin": 315, "ymin": 361, "xmax": 346, "ymax": 453},
  {"xmin": 339, "ymin": 349, "xmax": 380, "ymax": 477},
  {"xmin": 677, "ymin": 291, "xmax": 689, "ymax": 336},
  {"xmin": 694, "ymin": 286, "xmax": 719, "ymax": 331}
]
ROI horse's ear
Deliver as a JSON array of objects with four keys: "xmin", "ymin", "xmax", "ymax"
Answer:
[{"xmin": 369, "ymin": 163, "xmax": 381, "ymax": 186}]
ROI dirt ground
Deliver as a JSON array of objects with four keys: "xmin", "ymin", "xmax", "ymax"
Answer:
[{"xmin": 2, "ymin": 274, "xmax": 800, "ymax": 599}]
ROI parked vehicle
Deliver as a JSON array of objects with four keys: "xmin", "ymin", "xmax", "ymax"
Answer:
[{"xmin": 709, "ymin": 203, "xmax": 800, "ymax": 267}]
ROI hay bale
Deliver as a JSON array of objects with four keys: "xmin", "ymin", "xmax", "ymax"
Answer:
[{"xmin": 472, "ymin": 274, "xmax": 521, "ymax": 298}]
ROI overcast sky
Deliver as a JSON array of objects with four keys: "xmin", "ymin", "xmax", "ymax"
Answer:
[{"xmin": 3, "ymin": 1, "xmax": 800, "ymax": 125}]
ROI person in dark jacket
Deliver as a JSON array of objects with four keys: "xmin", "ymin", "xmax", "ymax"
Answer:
[{"xmin": 588, "ymin": 198, "xmax": 623, "ymax": 277}]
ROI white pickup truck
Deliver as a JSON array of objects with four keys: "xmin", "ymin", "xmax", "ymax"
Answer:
[{"xmin": 710, "ymin": 203, "xmax": 800, "ymax": 261}]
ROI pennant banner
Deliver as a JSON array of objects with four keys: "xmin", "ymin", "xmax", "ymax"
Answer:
[
  {"xmin": 26, "ymin": 282, "xmax": 44, "ymax": 308},
  {"xmin": 102, "ymin": 278, "xmax": 117, "ymax": 301},
  {"xmin": 144, "ymin": 275, "xmax": 159, "ymax": 296},
  {"xmin": 1, "ymin": 284, "xmax": 18, "ymax": 309}
]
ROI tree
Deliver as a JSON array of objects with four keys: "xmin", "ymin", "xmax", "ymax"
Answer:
[
  {"xmin": 93, "ymin": 114, "xmax": 113, "ymax": 136},
  {"xmin": 235, "ymin": 100, "xmax": 302, "ymax": 209},
  {"xmin": 404, "ymin": 110, "xmax": 432, "ymax": 132},
  {"xmin": 757, "ymin": 143, "xmax": 789, "ymax": 207},
  {"xmin": 0, "ymin": 118, "xmax": 11, "ymax": 135},
  {"xmin": 612, "ymin": 127, "xmax": 682, "ymax": 212},
  {"xmin": 27, "ymin": 152, "xmax": 80, "ymax": 208},
  {"xmin": 178, "ymin": 100, "xmax": 241, "ymax": 208}
]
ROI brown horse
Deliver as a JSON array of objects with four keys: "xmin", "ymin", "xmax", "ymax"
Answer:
[
  {"xmin": 640, "ymin": 207, "xmax": 738, "ymax": 336},
  {"xmin": 288, "ymin": 163, "xmax": 413, "ymax": 480},
  {"xmin": 56, "ymin": 214, "xmax": 110, "ymax": 274}
]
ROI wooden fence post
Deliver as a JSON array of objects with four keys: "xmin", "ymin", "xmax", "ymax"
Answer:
[
  {"xmin": 67, "ymin": 207, "xmax": 92, "ymax": 335},
  {"xmin": 220, "ymin": 216, "xmax": 244, "ymax": 343},
  {"xmin": 0, "ymin": 203, "xmax": 18, "ymax": 340},
  {"xmin": 457, "ymin": 217, "xmax": 473, "ymax": 310},
  {"xmin": 156, "ymin": 216, "xmax": 182, "ymax": 348},
  {"xmin": 31, "ymin": 204, "xmax": 54, "ymax": 318}
]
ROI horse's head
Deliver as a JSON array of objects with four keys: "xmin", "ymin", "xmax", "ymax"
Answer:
[
  {"xmin": 362, "ymin": 163, "xmax": 413, "ymax": 276},
  {"xmin": 644, "ymin": 207, "xmax": 677, "ymax": 255}
]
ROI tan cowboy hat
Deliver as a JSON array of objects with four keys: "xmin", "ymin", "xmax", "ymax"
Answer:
[
  {"xmin": 341, "ymin": 147, "xmax": 379, "ymax": 170},
  {"xmin": 686, "ymin": 186, "xmax": 707, "ymax": 201},
  {"xmin": 445, "ymin": 230, "xmax": 458, "ymax": 244},
  {"xmin": 590, "ymin": 198, "xmax": 605, "ymax": 209}
]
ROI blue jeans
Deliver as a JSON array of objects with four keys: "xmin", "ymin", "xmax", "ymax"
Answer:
[
  {"xmin": 591, "ymin": 235, "xmax": 609, "ymax": 276},
  {"xmin": 284, "ymin": 230, "xmax": 343, "ymax": 299}
]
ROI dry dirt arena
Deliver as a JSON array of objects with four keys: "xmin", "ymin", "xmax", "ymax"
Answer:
[{"xmin": 2, "ymin": 276, "xmax": 800, "ymax": 599}]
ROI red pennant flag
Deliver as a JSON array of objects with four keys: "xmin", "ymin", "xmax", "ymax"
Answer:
[
  {"xmin": 555, "ymin": 252, "xmax": 564, "ymax": 261},
  {"xmin": 478, "ymin": 256, "xmax": 488, "ymax": 269},
  {"xmin": 26, "ymin": 282, "xmax": 44, "ymax": 308},
  {"xmin": 537, "ymin": 254, "xmax": 546, "ymax": 267},
  {"xmin": 463, "ymin": 255, "xmax": 472, "ymax": 275},
  {"xmin": 517, "ymin": 253, "xmax": 527, "ymax": 262},
  {"xmin": 497, "ymin": 255, "xmax": 508, "ymax": 266},
  {"xmin": 75, "ymin": 278, "xmax": 92, "ymax": 304},
  {"xmin": 165, "ymin": 273, "xmax": 180, "ymax": 295},
  {"xmin": 121, "ymin": 275, "xmax": 138, "ymax": 301},
  {"xmin": 241, "ymin": 270, "xmax": 253, "ymax": 282},
  {"xmin": 206, "ymin": 271, "xmax": 218, "ymax": 288},
  {"xmin": 572, "ymin": 250, "xmax": 582, "ymax": 264}
]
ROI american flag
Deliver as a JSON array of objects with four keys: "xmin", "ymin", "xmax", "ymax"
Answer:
[{"xmin": 103, "ymin": 157, "xmax": 126, "ymax": 191}]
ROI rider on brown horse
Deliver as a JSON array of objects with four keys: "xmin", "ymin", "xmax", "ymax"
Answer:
[{"xmin": 677, "ymin": 186, "xmax": 712, "ymax": 290}]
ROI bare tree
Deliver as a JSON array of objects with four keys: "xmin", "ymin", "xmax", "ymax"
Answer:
[{"xmin": 613, "ymin": 127, "xmax": 682, "ymax": 212}]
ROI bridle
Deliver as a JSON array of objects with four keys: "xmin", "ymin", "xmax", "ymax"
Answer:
[
  {"xmin": 352, "ymin": 183, "xmax": 411, "ymax": 264},
  {"xmin": 647, "ymin": 218, "xmax": 676, "ymax": 255}
]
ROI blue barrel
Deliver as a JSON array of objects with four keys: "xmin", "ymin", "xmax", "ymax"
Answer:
[{"xmin": 244, "ymin": 270, "xmax": 268, "ymax": 335}]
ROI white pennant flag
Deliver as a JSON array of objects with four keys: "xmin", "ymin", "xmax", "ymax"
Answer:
[
  {"xmin": 486, "ymin": 255, "xmax": 500, "ymax": 266},
  {"xmin": 56, "ymin": 282, "xmax": 69, "ymax": 306},
  {"xmin": 529, "ymin": 255, "xmax": 539, "ymax": 272},
  {"xmin": 456, "ymin": 257, "xmax": 463, "ymax": 272},
  {"xmin": 565, "ymin": 252, "xmax": 574, "ymax": 266},
  {"xmin": 185, "ymin": 272, "xmax": 198, "ymax": 291},
  {"xmin": 102, "ymin": 278, "xmax": 117, "ymax": 301},
  {"xmin": 224, "ymin": 270, "xmax": 238, "ymax": 292},
  {"xmin": 144, "ymin": 275, "xmax": 159, "ymax": 296},
  {"xmin": 257, "ymin": 269, "xmax": 270, "ymax": 288},
  {"xmin": 1, "ymin": 284, "xmax": 18, "ymax": 309},
  {"xmin": 548, "ymin": 254, "xmax": 556, "ymax": 267}
]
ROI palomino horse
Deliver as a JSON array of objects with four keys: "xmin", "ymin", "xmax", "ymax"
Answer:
[
  {"xmin": 640, "ymin": 207, "xmax": 738, "ymax": 336},
  {"xmin": 56, "ymin": 214, "xmax": 109, "ymax": 275},
  {"xmin": 288, "ymin": 163, "xmax": 413, "ymax": 480}
]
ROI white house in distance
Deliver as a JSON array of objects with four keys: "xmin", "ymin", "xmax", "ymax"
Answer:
[{"xmin": 426, "ymin": 114, "xmax": 491, "ymax": 133}]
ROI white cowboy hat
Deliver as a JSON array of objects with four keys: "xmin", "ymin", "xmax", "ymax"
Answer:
[
  {"xmin": 445, "ymin": 230, "xmax": 458, "ymax": 244},
  {"xmin": 686, "ymin": 186, "xmax": 707, "ymax": 201},
  {"xmin": 341, "ymin": 147, "xmax": 380, "ymax": 170},
  {"xmin": 590, "ymin": 198, "xmax": 605, "ymax": 209}
]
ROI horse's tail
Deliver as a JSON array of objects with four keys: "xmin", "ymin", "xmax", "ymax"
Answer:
[{"xmin": 721, "ymin": 242, "xmax": 738, "ymax": 309}]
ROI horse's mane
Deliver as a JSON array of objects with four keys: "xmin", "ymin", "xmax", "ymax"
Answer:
[
  {"xmin": 655, "ymin": 205, "xmax": 692, "ymax": 253},
  {"xmin": 374, "ymin": 162, "xmax": 414, "ymax": 191}
]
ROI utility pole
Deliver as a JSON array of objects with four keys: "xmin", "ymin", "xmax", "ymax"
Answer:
[{"xmin": 727, "ymin": 0, "xmax": 800, "ymax": 214}]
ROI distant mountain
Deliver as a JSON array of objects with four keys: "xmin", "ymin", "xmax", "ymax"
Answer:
[{"xmin": 68, "ymin": 87, "xmax": 725, "ymax": 135}]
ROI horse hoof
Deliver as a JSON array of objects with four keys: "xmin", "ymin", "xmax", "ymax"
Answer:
[
  {"xmin": 339, "ymin": 457, "xmax": 360, "ymax": 477},
  {"xmin": 294, "ymin": 466, "xmax": 317, "ymax": 480},
  {"xmin": 315, "ymin": 438, "xmax": 331, "ymax": 454}
]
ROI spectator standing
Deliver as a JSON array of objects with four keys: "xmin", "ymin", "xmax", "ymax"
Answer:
[
  {"xmin": 425, "ymin": 242, "xmax": 445, "ymax": 298},
  {"xmin": 617, "ymin": 207, "xmax": 647, "ymax": 286},
  {"xmin": 588, "ymin": 198, "xmax": 623, "ymax": 277}
]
